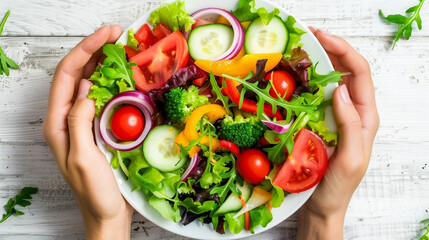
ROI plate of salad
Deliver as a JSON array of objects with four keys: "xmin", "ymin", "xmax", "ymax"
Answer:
[{"xmin": 90, "ymin": 0, "xmax": 343, "ymax": 238}]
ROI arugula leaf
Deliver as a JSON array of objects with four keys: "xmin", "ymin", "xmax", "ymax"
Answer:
[
  {"xmin": 248, "ymin": 205, "xmax": 273, "ymax": 234},
  {"xmin": 379, "ymin": 0, "xmax": 425, "ymax": 49},
  {"xmin": 88, "ymin": 44, "xmax": 136, "ymax": 115},
  {"xmin": 209, "ymin": 72, "xmax": 232, "ymax": 115},
  {"xmin": 0, "ymin": 11, "xmax": 19, "ymax": 76},
  {"xmin": 1, "ymin": 187, "xmax": 38, "ymax": 223},
  {"xmin": 210, "ymin": 155, "xmax": 239, "ymax": 203},
  {"xmin": 224, "ymin": 73, "xmax": 317, "ymax": 122},
  {"xmin": 126, "ymin": 28, "xmax": 139, "ymax": 50},
  {"xmin": 419, "ymin": 218, "xmax": 429, "ymax": 239},
  {"xmin": 308, "ymin": 63, "xmax": 345, "ymax": 88},
  {"xmin": 283, "ymin": 16, "xmax": 305, "ymax": 59},
  {"xmin": 231, "ymin": 0, "xmax": 280, "ymax": 24},
  {"xmin": 148, "ymin": 0, "xmax": 195, "ymax": 31}
]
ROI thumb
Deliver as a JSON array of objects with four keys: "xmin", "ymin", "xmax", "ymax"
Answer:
[
  {"xmin": 332, "ymin": 84, "xmax": 363, "ymax": 163},
  {"xmin": 68, "ymin": 79, "xmax": 96, "ymax": 151}
]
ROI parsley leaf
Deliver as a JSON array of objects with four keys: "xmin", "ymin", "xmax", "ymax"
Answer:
[
  {"xmin": 0, "ymin": 187, "xmax": 38, "ymax": 223},
  {"xmin": 379, "ymin": 0, "xmax": 425, "ymax": 49},
  {"xmin": 0, "ymin": 10, "xmax": 19, "ymax": 76}
]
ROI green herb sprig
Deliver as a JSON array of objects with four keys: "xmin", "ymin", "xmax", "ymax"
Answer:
[
  {"xmin": 0, "ymin": 187, "xmax": 38, "ymax": 223},
  {"xmin": 379, "ymin": 0, "xmax": 426, "ymax": 49},
  {"xmin": 0, "ymin": 10, "xmax": 19, "ymax": 76}
]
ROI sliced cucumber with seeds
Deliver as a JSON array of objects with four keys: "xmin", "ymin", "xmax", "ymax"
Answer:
[
  {"xmin": 143, "ymin": 125, "xmax": 186, "ymax": 172},
  {"xmin": 188, "ymin": 23, "xmax": 234, "ymax": 60},
  {"xmin": 245, "ymin": 16, "xmax": 288, "ymax": 54}
]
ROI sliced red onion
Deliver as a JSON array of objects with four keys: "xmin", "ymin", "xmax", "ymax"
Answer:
[
  {"xmin": 184, "ymin": 8, "xmax": 244, "ymax": 60},
  {"xmin": 261, "ymin": 117, "xmax": 295, "ymax": 134},
  {"xmin": 180, "ymin": 154, "xmax": 199, "ymax": 181},
  {"xmin": 99, "ymin": 91, "xmax": 155, "ymax": 151}
]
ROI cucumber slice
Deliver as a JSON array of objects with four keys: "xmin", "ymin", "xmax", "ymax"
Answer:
[
  {"xmin": 245, "ymin": 16, "xmax": 288, "ymax": 54},
  {"xmin": 215, "ymin": 181, "xmax": 252, "ymax": 215},
  {"xmin": 188, "ymin": 23, "xmax": 234, "ymax": 60},
  {"xmin": 143, "ymin": 125, "xmax": 186, "ymax": 172}
]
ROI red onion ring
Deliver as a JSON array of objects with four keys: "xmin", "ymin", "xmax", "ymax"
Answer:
[
  {"xmin": 99, "ymin": 91, "xmax": 155, "ymax": 151},
  {"xmin": 261, "ymin": 117, "xmax": 295, "ymax": 134},
  {"xmin": 184, "ymin": 8, "xmax": 244, "ymax": 60},
  {"xmin": 180, "ymin": 154, "xmax": 199, "ymax": 181}
]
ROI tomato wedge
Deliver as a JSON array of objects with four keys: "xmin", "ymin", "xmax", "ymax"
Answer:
[
  {"xmin": 123, "ymin": 45, "xmax": 139, "ymax": 59},
  {"xmin": 135, "ymin": 23, "xmax": 156, "ymax": 46},
  {"xmin": 152, "ymin": 22, "xmax": 171, "ymax": 41},
  {"xmin": 129, "ymin": 30, "xmax": 189, "ymax": 92},
  {"xmin": 273, "ymin": 128, "xmax": 328, "ymax": 193}
]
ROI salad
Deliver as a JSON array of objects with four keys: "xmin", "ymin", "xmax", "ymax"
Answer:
[{"xmin": 89, "ymin": 0, "xmax": 343, "ymax": 235}]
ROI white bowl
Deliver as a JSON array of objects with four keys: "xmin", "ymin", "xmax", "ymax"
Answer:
[{"xmin": 95, "ymin": 0, "xmax": 337, "ymax": 238}]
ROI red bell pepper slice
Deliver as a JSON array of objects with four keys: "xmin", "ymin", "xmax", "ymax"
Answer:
[
  {"xmin": 219, "ymin": 140, "xmax": 240, "ymax": 156},
  {"xmin": 223, "ymin": 78, "xmax": 284, "ymax": 120}
]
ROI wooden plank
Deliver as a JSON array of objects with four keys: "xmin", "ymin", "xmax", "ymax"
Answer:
[{"xmin": 0, "ymin": 0, "xmax": 428, "ymax": 37}]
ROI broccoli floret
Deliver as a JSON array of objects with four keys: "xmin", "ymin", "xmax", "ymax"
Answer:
[
  {"xmin": 164, "ymin": 85, "xmax": 209, "ymax": 124},
  {"xmin": 219, "ymin": 115, "xmax": 267, "ymax": 148}
]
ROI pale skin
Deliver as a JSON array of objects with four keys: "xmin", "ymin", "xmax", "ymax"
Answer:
[{"xmin": 43, "ymin": 25, "xmax": 379, "ymax": 239}]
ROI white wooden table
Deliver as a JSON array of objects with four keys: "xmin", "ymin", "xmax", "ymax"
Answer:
[{"xmin": 0, "ymin": 0, "xmax": 428, "ymax": 239}]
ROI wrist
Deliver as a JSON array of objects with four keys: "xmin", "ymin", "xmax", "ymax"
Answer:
[
  {"xmin": 84, "ymin": 210, "xmax": 132, "ymax": 240},
  {"xmin": 297, "ymin": 205, "xmax": 345, "ymax": 240}
]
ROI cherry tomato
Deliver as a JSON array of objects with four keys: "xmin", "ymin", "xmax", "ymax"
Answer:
[
  {"xmin": 130, "ymin": 30, "xmax": 189, "ymax": 92},
  {"xmin": 265, "ymin": 70, "xmax": 296, "ymax": 101},
  {"xmin": 110, "ymin": 106, "xmax": 145, "ymax": 142},
  {"xmin": 273, "ymin": 128, "xmax": 328, "ymax": 193},
  {"xmin": 237, "ymin": 149, "xmax": 270, "ymax": 184}
]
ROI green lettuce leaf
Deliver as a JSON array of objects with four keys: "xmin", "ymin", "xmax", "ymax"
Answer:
[
  {"xmin": 224, "ymin": 212, "xmax": 245, "ymax": 234},
  {"xmin": 232, "ymin": 0, "xmax": 280, "ymax": 24},
  {"xmin": 249, "ymin": 0, "xmax": 280, "ymax": 25},
  {"xmin": 148, "ymin": 0, "xmax": 195, "ymax": 31},
  {"xmin": 307, "ymin": 121, "xmax": 338, "ymax": 145},
  {"xmin": 264, "ymin": 165, "xmax": 285, "ymax": 208},
  {"xmin": 148, "ymin": 195, "xmax": 181, "ymax": 223},
  {"xmin": 177, "ymin": 198, "xmax": 217, "ymax": 214},
  {"xmin": 127, "ymin": 28, "xmax": 139, "ymax": 50},
  {"xmin": 283, "ymin": 16, "xmax": 305, "ymax": 59},
  {"xmin": 87, "ymin": 85, "xmax": 114, "ymax": 115},
  {"xmin": 249, "ymin": 205, "xmax": 273, "ymax": 234}
]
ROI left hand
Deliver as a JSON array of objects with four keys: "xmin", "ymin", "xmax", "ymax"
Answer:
[{"xmin": 42, "ymin": 25, "xmax": 134, "ymax": 240}]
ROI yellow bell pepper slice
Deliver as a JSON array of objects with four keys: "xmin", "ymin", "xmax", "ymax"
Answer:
[
  {"xmin": 175, "ymin": 131, "xmax": 200, "ymax": 157},
  {"xmin": 195, "ymin": 53, "xmax": 282, "ymax": 77},
  {"xmin": 184, "ymin": 104, "xmax": 227, "ymax": 141}
]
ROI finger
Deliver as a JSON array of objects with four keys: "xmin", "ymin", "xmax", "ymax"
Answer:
[
  {"xmin": 82, "ymin": 25, "xmax": 123, "ymax": 79},
  {"xmin": 311, "ymin": 28, "xmax": 379, "ymax": 143},
  {"xmin": 67, "ymin": 79, "xmax": 97, "ymax": 154},
  {"xmin": 332, "ymin": 85, "xmax": 367, "ymax": 170}
]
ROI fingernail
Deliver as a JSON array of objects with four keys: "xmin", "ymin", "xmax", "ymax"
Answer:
[
  {"xmin": 339, "ymin": 85, "xmax": 352, "ymax": 104},
  {"xmin": 76, "ymin": 79, "xmax": 92, "ymax": 100}
]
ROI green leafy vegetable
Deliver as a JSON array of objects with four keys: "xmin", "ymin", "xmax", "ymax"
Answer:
[
  {"xmin": 1, "ymin": 187, "xmax": 38, "ymax": 223},
  {"xmin": 308, "ymin": 63, "xmax": 345, "ymax": 88},
  {"xmin": 223, "ymin": 72, "xmax": 317, "ymax": 122},
  {"xmin": 379, "ymin": 0, "xmax": 425, "ymax": 49},
  {"xmin": 88, "ymin": 44, "xmax": 136, "ymax": 115},
  {"xmin": 307, "ymin": 121, "xmax": 338, "ymax": 145},
  {"xmin": 419, "ymin": 218, "xmax": 429, "ymax": 239},
  {"xmin": 209, "ymin": 73, "xmax": 232, "ymax": 115},
  {"xmin": 0, "ymin": 10, "xmax": 19, "ymax": 76},
  {"xmin": 148, "ymin": 195, "xmax": 181, "ymax": 223},
  {"xmin": 232, "ymin": 0, "xmax": 280, "ymax": 24},
  {"xmin": 249, "ymin": 0, "xmax": 280, "ymax": 25},
  {"xmin": 224, "ymin": 212, "xmax": 244, "ymax": 234},
  {"xmin": 248, "ymin": 205, "xmax": 273, "ymax": 234},
  {"xmin": 209, "ymin": 155, "xmax": 240, "ymax": 202},
  {"xmin": 283, "ymin": 16, "xmax": 305, "ymax": 59},
  {"xmin": 148, "ymin": 0, "xmax": 195, "ymax": 31},
  {"xmin": 263, "ymin": 165, "xmax": 285, "ymax": 208},
  {"xmin": 126, "ymin": 28, "xmax": 139, "ymax": 50}
]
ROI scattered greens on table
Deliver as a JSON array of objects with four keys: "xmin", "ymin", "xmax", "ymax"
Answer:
[
  {"xmin": 379, "ymin": 0, "xmax": 426, "ymax": 49},
  {"xmin": 0, "ymin": 187, "xmax": 38, "ymax": 223},
  {"xmin": 0, "ymin": 10, "xmax": 19, "ymax": 76}
]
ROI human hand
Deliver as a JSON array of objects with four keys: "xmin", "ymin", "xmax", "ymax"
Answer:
[
  {"xmin": 42, "ymin": 26, "xmax": 134, "ymax": 240},
  {"xmin": 297, "ymin": 28, "xmax": 380, "ymax": 239}
]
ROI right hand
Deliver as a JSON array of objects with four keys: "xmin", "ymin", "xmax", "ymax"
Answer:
[{"xmin": 297, "ymin": 28, "xmax": 380, "ymax": 239}]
